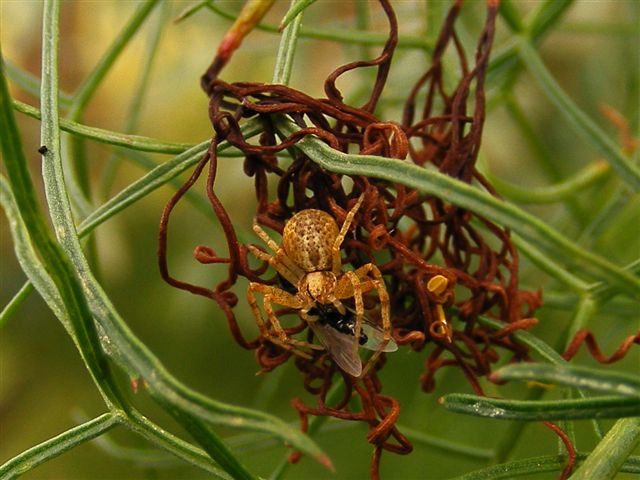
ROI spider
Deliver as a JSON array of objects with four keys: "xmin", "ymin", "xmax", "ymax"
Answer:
[{"xmin": 247, "ymin": 194, "xmax": 392, "ymax": 377}]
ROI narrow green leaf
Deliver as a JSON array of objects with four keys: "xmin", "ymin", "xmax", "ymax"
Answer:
[
  {"xmin": 279, "ymin": 0, "xmax": 315, "ymax": 31},
  {"xmin": 68, "ymin": 0, "xmax": 159, "ymax": 117},
  {"xmin": 513, "ymin": 235, "xmax": 590, "ymax": 293},
  {"xmin": 0, "ymin": 413, "xmax": 119, "ymax": 478},
  {"xmin": 518, "ymin": 39, "xmax": 640, "ymax": 190},
  {"xmin": 398, "ymin": 425, "xmax": 494, "ymax": 460},
  {"xmin": 100, "ymin": 2, "xmax": 171, "ymax": 197},
  {"xmin": 488, "ymin": 0, "xmax": 574, "ymax": 79},
  {"xmin": 108, "ymin": 147, "xmax": 211, "ymax": 215},
  {"xmin": 0, "ymin": 280, "xmax": 33, "ymax": 328},
  {"xmin": 525, "ymin": 0, "xmax": 575, "ymax": 40},
  {"xmin": 14, "ymin": 99, "xmax": 194, "ymax": 153},
  {"xmin": 498, "ymin": 0, "xmax": 524, "ymax": 33},
  {"xmin": 206, "ymin": 1, "xmax": 429, "ymax": 50},
  {"xmin": 451, "ymin": 452, "xmax": 640, "ymax": 480},
  {"xmin": 152, "ymin": 394, "xmax": 256, "ymax": 480},
  {"xmin": 175, "ymin": 1, "xmax": 209, "ymax": 23},
  {"xmin": 276, "ymin": 119, "xmax": 640, "ymax": 299},
  {"xmin": 0, "ymin": 174, "xmax": 81, "ymax": 344},
  {"xmin": 488, "ymin": 160, "xmax": 610, "ymax": 204},
  {"xmin": 79, "ymin": 140, "xmax": 211, "ymax": 235},
  {"xmin": 3, "ymin": 58, "xmax": 72, "ymax": 106},
  {"xmin": 570, "ymin": 417, "xmax": 640, "ymax": 480},
  {"xmin": 542, "ymin": 291, "xmax": 638, "ymax": 316},
  {"xmin": 493, "ymin": 363, "xmax": 640, "ymax": 398},
  {"xmin": 440, "ymin": 393, "xmax": 640, "ymax": 421},
  {"xmin": 476, "ymin": 315, "xmax": 566, "ymax": 365},
  {"xmin": 272, "ymin": 0, "xmax": 305, "ymax": 85},
  {"xmin": 114, "ymin": 411, "xmax": 233, "ymax": 478},
  {"xmin": 561, "ymin": 295, "xmax": 598, "ymax": 352}
]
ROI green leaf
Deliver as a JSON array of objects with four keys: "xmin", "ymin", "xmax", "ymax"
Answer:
[
  {"xmin": 0, "ymin": 414, "xmax": 119, "ymax": 478},
  {"xmin": 0, "ymin": 280, "xmax": 34, "ymax": 328},
  {"xmin": 440, "ymin": 394, "xmax": 640, "ymax": 421},
  {"xmin": 476, "ymin": 316, "xmax": 567, "ymax": 365},
  {"xmin": 14, "ymin": 99, "xmax": 194, "ymax": 153},
  {"xmin": 206, "ymin": 0, "xmax": 429, "ymax": 50},
  {"xmin": 570, "ymin": 417, "xmax": 640, "ymax": 480},
  {"xmin": 493, "ymin": 363, "xmax": 640, "ymax": 398},
  {"xmin": 512, "ymin": 235, "xmax": 590, "ymax": 293},
  {"xmin": 175, "ymin": 1, "xmax": 208, "ymax": 23},
  {"xmin": 398, "ymin": 425, "xmax": 494, "ymax": 460},
  {"xmin": 488, "ymin": 0, "xmax": 574, "ymax": 80},
  {"xmin": 278, "ymin": 0, "xmax": 316, "ymax": 31},
  {"xmin": 518, "ymin": 39, "xmax": 640, "ymax": 190},
  {"xmin": 487, "ymin": 160, "xmax": 610, "ymax": 204},
  {"xmin": 152, "ymin": 394, "xmax": 256, "ymax": 480},
  {"xmin": 272, "ymin": 0, "xmax": 306, "ymax": 85},
  {"xmin": 78, "ymin": 141, "xmax": 209, "ymax": 234},
  {"xmin": 498, "ymin": 0, "xmax": 524, "ymax": 33},
  {"xmin": 0, "ymin": 179, "xmax": 67, "ymax": 330},
  {"xmin": 3, "ymin": 58, "xmax": 73, "ymax": 106},
  {"xmin": 451, "ymin": 452, "xmax": 640, "ymax": 480},
  {"xmin": 107, "ymin": 410, "xmax": 232, "ymax": 478},
  {"xmin": 525, "ymin": 0, "xmax": 575, "ymax": 40},
  {"xmin": 68, "ymin": 0, "xmax": 159, "ymax": 118}
]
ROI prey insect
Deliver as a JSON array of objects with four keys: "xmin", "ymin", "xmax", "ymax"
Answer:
[
  {"xmin": 247, "ymin": 194, "xmax": 393, "ymax": 377},
  {"xmin": 309, "ymin": 303, "xmax": 397, "ymax": 377}
]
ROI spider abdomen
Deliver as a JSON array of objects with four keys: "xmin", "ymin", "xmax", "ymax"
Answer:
[{"xmin": 283, "ymin": 209, "xmax": 339, "ymax": 272}]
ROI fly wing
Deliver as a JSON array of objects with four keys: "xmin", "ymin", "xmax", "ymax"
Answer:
[
  {"xmin": 361, "ymin": 320, "xmax": 398, "ymax": 353},
  {"xmin": 309, "ymin": 322, "xmax": 363, "ymax": 377}
]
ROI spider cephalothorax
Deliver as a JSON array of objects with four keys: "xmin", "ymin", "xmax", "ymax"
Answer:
[{"xmin": 247, "ymin": 195, "xmax": 393, "ymax": 377}]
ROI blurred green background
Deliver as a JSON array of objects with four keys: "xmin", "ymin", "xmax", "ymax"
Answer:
[{"xmin": 1, "ymin": 1, "xmax": 639, "ymax": 478}]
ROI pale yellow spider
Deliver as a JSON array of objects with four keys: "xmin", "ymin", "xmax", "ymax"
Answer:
[{"xmin": 247, "ymin": 195, "xmax": 393, "ymax": 377}]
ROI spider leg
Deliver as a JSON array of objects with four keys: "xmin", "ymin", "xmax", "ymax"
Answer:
[
  {"xmin": 248, "ymin": 284, "xmax": 312, "ymax": 357},
  {"xmin": 248, "ymin": 283, "xmax": 323, "ymax": 356},
  {"xmin": 335, "ymin": 271, "xmax": 365, "ymax": 356},
  {"xmin": 247, "ymin": 285, "xmax": 272, "ymax": 340},
  {"xmin": 331, "ymin": 194, "xmax": 365, "ymax": 275},
  {"xmin": 252, "ymin": 223, "xmax": 305, "ymax": 280},
  {"xmin": 247, "ymin": 244, "xmax": 300, "ymax": 287},
  {"xmin": 350, "ymin": 263, "xmax": 391, "ymax": 376},
  {"xmin": 299, "ymin": 305, "xmax": 321, "ymax": 324}
]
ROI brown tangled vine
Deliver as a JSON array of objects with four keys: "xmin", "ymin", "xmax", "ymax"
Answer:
[{"xmin": 157, "ymin": 1, "xmax": 638, "ymax": 478}]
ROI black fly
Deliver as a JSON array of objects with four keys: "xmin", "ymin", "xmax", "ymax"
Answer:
[{"xmin": 278, "ymin": 274, "xmax": 396, "ymax": 376}]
